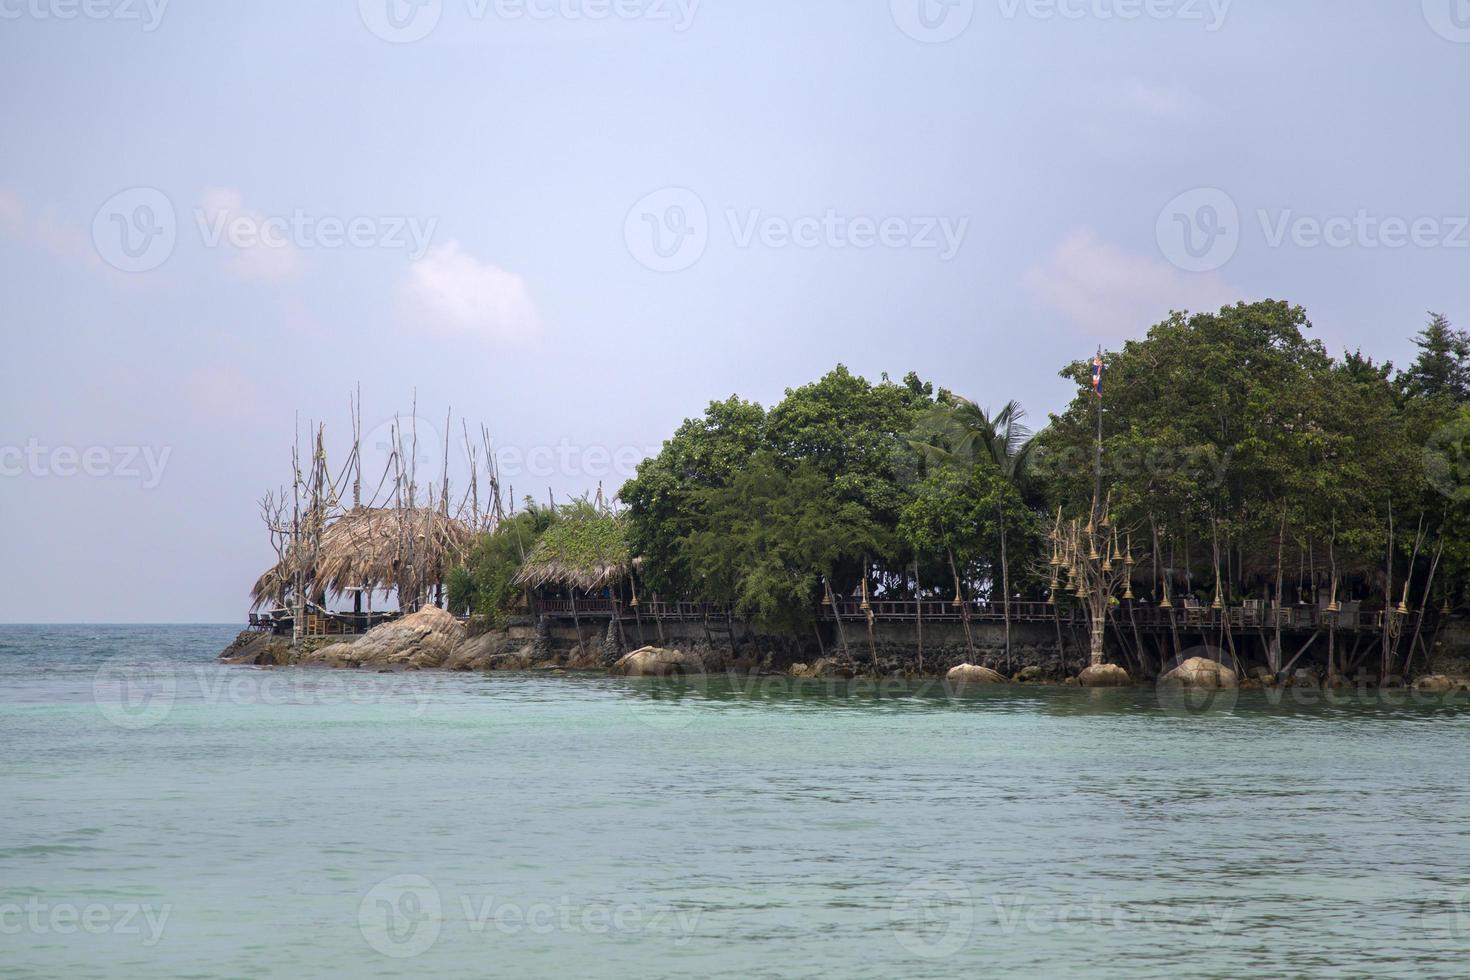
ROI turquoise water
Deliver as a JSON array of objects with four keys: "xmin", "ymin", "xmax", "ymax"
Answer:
[{"xmin": 4, "ymin": 625, "xmax": 1470, "ymax": 978}]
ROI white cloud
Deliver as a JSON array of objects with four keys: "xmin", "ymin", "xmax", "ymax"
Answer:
[
  {"xmin": 1122, "ymin": 80, "xmax": 1194, "ymax": 122},
  {"xmin": 0, "ymin": 188, "xmax": 23, "ymax": 237},
  {"xmin": 198, "ymin": 187, "xmax": 303, "ymax": 282},
  {"xmin": 400, "ymin": 240, "xmax": 538, "ymax": 342},
  {"xmin": 1023, "ymin": 228, "xmax": 1241, "ymax": 336}
]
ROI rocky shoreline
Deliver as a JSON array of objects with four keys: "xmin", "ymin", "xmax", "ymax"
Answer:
[{"xmin": 217, "ymin": 607, "xmax": 1470, "ymax": 695}]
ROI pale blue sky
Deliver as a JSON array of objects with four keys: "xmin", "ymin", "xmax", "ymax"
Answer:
[{"xmin": 2, "ymin": 0, "xmax": 1466, "ymax": 622}]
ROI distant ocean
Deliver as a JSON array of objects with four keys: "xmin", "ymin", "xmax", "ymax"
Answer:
[{"xmin": 4, "ymin": 623, "xmax": 1470, "ymax": 978}]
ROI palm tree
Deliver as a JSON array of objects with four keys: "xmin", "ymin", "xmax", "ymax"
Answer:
[{"xmin": 913, "ymin": 398, "xmax": 1035, "ymax": 669}]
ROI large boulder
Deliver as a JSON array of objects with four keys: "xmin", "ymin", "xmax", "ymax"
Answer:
[
  {"xmin": 444, "ymin": 631, "xmax": 536, "ymax": 672},
  {"xmin": 348, "ymin": 607, "xmax": 466, "ymax": 669},
  {"xmin": 1161, "ymin": 657, "xmax": 1238, "ymax": 689},
  {"xmin": 946, "ymin": 663, "xmax": 1008, "ymax": 685},
  {"xmin": 299, "ymin": 642, "xmax": 360, "ymax": 668},
  {"xmin": 610, "ymin": 646, "xmax": 702, "ymax": 677},
  {"xmin": 1414, "ymin": 675, "xmax": 1470, "ymax": 694},
  {"xmin": 219, "ymin": 631, "xmax": 292, "ymax": 666},
  {"xmin": 1077, "ymin": 663, "xmax": 1132, "ymax": 687}
]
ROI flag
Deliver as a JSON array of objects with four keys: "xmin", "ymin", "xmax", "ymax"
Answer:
[{"xmin": 1091, "ymin": 349, "xmax": 1104, "ymax": 397}]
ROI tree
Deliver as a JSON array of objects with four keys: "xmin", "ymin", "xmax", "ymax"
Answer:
[
  {"xmin": 681, "ymin": 453, "xmax": 882, "ymax": 635},
  {"xmin": 1400, "ymin": 313, "xmax": 1470, "ymax": 403},
  {"xmin": 619, "ymin": 395, "xmax": 766, "ymax": 595},
  {"xmin": 445, "ymin": 502, "xmax": 557, "ymax": 626},
  {"xmin": 909, "ymin": 398, "xmax": 1037, "ymax": 667}
]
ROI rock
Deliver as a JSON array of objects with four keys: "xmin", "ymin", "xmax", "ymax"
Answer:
[
  {"xmin": 1413, "ymin": 675, "xmax": 1470, "ymax": 694},
  {"xmin": 1063, "ymin": 677, "xmax": 1079, "ymax": 686},
  {"xmin": 218, "ymin": 631, "xmax": 292, "ymax": 666},
  {"xmin": 444, "ymin": 631, "xmax": 518, "ymax": 672},
  {"xmin": 1160, "ymin": 657, "xmax": 1238, "ymax": 689},
  {"xmin": 1077, "ymin": 663, "xmax": 1132, "ymax": 687},
  {"xmin": 1013, "ymin": 665, "xmax": 1048, "ymax": 683},
  {"xmin": 610, "ymin": 646, "xmax": 703, "ymax": 677},
  {"xmin": 1248, "ymin": 666, "xmax": 1276, "ymax": 681},
  {"xmin": 1240, "ymin": 678, "xmax": 1263, "ymax": 690},
  {"xmin": 789, "ymin": 662, "xmax": 815, "ymax": 679},
  {"xmin": 807, "ymin": 657, "xmax": 856, "ymax": 679},
  {"xmin": 1290, "ymin": 669, "xmax": 1320, "ymax": 689},
  {"xmin": 946, "ymin": 663, "xmax": 1008, "ymax": 685},
  {"xmin": 349, "ymin": 606, "xmax": 466, "ymax": 669},
  {"xmin": 300, "ymin": 642, "xmax": 360, "ymax": 669}
]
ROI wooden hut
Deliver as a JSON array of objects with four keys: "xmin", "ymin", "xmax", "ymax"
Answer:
[{"xmin": 251, "ymin": 505, "xmax": 475, "ymax": 630}]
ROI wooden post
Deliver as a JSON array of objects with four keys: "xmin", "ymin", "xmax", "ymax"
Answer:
[{"xmin": 913, "ymin": 559, "xmax": 924, "ymax": 674}]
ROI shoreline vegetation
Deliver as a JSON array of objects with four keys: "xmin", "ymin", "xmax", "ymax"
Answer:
[{"xmin": 229, "ymin": 301, "xmax": 1470, "ymax": 692}]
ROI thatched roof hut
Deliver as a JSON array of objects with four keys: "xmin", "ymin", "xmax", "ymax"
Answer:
[
  {"xmin": 251, "ymin": 506, "xmax": 475, "ymax": 609},
  {"xmin": 512, "ymin": 510, "xmax": 635, "ymax": 592}
]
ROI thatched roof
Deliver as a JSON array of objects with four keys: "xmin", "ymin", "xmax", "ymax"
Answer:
[
  {"xmin": 251, "ymin": 506, "xmax": 475, "ymax": 609},
  {"xmin": 513, "ymin": 511, "xmax": 635, "ymax": 592}
]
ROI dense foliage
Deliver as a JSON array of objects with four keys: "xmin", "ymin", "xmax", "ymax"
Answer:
[{"xmin": 449, "ymin": 301, "xmax": 1470, "ymax": 639}]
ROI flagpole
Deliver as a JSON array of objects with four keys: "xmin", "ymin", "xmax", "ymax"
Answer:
[{"xmin": 1093, "ymin": 347, "xmax": 1103, "ymax": 526}]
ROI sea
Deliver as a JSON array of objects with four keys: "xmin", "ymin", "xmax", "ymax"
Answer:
[{"xmin": 3, "ymin": 623, "xmax": 1469, "ymax": 978}]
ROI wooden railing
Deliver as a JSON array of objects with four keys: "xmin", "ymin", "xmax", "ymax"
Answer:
[{"xmin": 529, "ymin": 597, "xmax": 1417, "ymax": 633}]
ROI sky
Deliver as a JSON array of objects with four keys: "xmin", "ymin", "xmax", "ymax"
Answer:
[{"xmin": 1, "ymin": 0, "xmax": 1467, "ymax": 623}]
